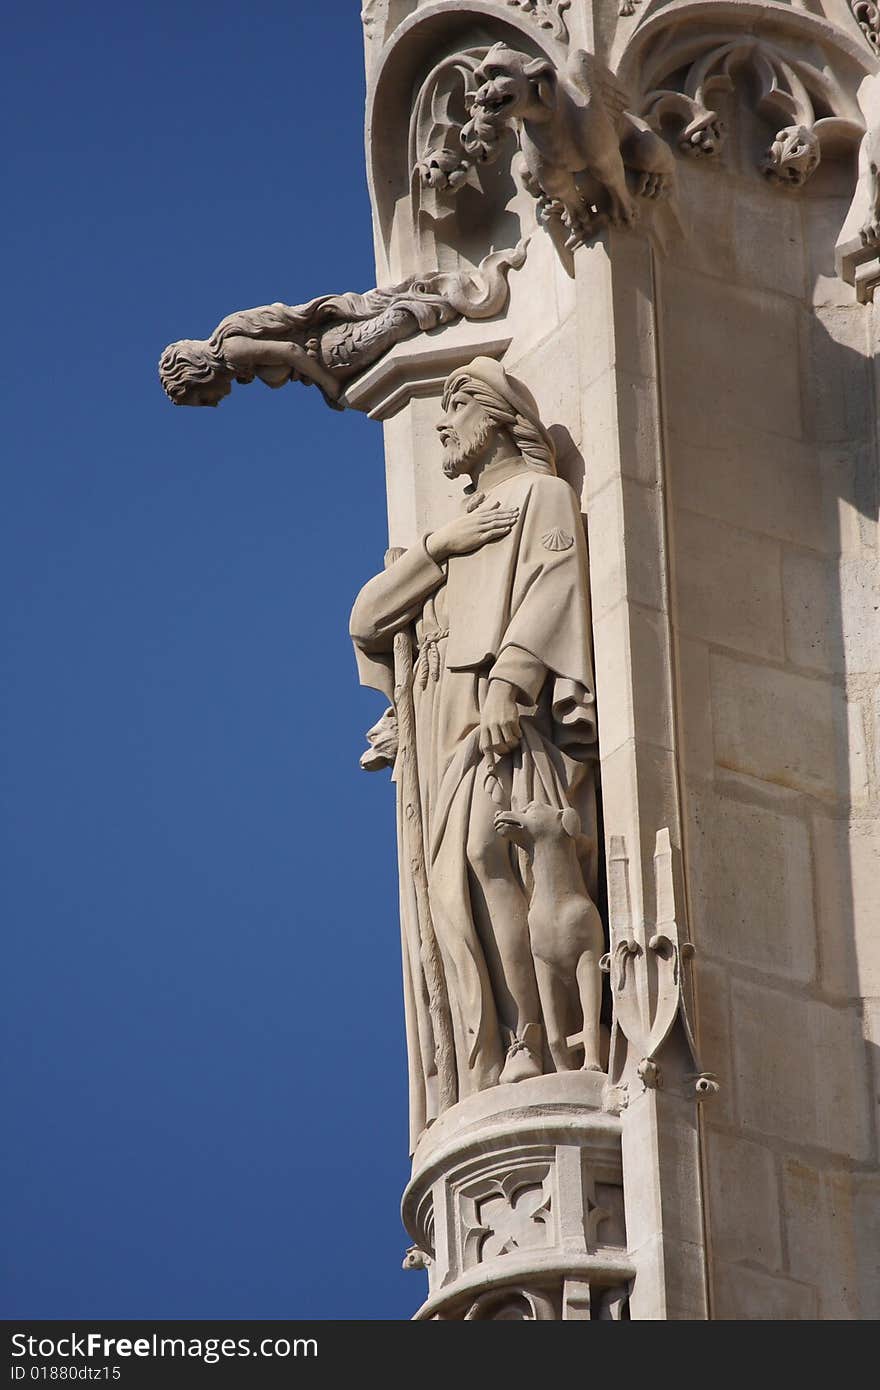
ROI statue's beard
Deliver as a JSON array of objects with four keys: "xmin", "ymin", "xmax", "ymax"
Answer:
[{"xmin": 441, "ymin": 415, "xmax": 494, "ymax": 480}]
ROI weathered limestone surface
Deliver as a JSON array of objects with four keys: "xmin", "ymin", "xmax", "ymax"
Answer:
[{"xmin": 666, "ymin": 88, "xmax": 880, "ymax": 1317}]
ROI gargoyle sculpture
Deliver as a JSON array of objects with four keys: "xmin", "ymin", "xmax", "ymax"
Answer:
[
  {"xmin": 158, "ymin": 244, "xmax": 526, "ymax": 409},
  {"xmin": 460, "ymin": 44, "xmax": 675, "ymax": 248}
]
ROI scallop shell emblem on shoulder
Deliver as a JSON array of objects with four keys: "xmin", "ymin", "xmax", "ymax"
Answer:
[{"xmin": 542, "ymin": 527, "xmax": 574, "ymax": 552}]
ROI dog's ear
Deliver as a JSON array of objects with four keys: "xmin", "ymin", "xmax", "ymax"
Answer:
[
  {"xmin": 559, "ymin": 806, "xmax": 581, "ymax": 838},
  {"xmin": 523, "ymin": 57, "xmax": 557, "ymax": 110}
]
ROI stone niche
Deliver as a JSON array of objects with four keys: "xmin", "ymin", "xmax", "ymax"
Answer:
[{"xmin": 368, "ymin": 9, "xmax": 550, "ymax": 280}]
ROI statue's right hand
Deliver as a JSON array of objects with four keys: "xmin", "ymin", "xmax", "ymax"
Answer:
[{"xmin": 426, "ymin": 503, "xmax": 519, "ymax": 561}]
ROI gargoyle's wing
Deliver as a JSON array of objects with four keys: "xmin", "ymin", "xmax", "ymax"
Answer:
[{"xmin": 567, "ymin": 48, "xmax": 632, "ymax": 126}]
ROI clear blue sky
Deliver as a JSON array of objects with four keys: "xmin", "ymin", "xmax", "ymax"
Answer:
[{"xmin": 3, "ymin": 2, "xmax": 419, "ymax": 1318}]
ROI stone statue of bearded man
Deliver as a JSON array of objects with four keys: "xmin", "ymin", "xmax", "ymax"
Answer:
[{"xmin": 351, "ymin": 357, "xmax": 601, "ymax": 1145}]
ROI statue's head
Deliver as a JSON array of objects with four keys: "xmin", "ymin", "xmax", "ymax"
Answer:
[
  {"xmin": 158, "ymin": 339, "xmax": 234, "ymax": 407},
  {"xmin": 437, "ymin": 374, "xmax": 498, "ymax": 479},
  {"xmin": 437, "ymin": 356, "xmax": 555, "ymax": 480},
  {"xmin": 470, "ymin": 43, "xmax": 556, "ymax": 125}
]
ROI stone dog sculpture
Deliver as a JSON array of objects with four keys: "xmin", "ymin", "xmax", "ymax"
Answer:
[
  {"xmin": 351, "ymin": 357, "xmax": 603, "ymax": 1142},
  {"xmin": 158, "ymin": 244, "xmax": 525, "ymax": 409},
  {"xmin": 461, "ymin": 43, "xmax": 675, "ymax": 248},
  {"xmin": 494, "ymin": 800, "xmax": 604, "ymax": 1074}
]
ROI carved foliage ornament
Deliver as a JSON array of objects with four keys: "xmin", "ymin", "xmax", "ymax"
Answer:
[
  {"xmin": 850, "ymin": 0, "xmax": 880, "ymax": 53},
  {"xmin": 504, "ymin": 0, "xmax": 570, "ymax": 42}
]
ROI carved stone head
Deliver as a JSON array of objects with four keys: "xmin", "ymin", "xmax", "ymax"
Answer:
[
  {"xmin": 158, "ymin": 339, "xmax": 234, "ymax": 407},
  {"xmin": 469, "ymin": 44, "xmax": 556, "ymax": 126},
  {"xmin": 436, "ymin": 378, "xmax": 498, "ymax": 479},
  {"xmin": 437, "ymin": 356, "xmax": 556, "ymax": 480},
  {"xmin": 761, "ymin": 125, "xmax": 821, "ymax": 188}
]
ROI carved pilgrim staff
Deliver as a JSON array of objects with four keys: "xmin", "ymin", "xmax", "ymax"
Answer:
[{"xmin": 385, "ymin": 547, "xmax": 457, "ymax": 1114}]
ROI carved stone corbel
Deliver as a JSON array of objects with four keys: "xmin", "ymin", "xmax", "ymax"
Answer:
[
  {"xmin": 604, "ymin": 829, "xmax": 718, "ymax": 1102},
  {"xmin": 402, "ymin": 1245, "xmax": 432, "ymax": 1272},
  {"xmin": 640, "ymin": 89, "xmax": 723, "ymax": 159},
  {"xmin": 638, "ymin": 35, "xmax": 863, "ymax": 189}
]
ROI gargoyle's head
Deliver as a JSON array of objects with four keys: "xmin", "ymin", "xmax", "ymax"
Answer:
[
  {"xmin": 402, "ymin": 1246, "xmax": 431, "ymax": 1272},
  {"xmin": 470, "ymin": 44, "xmax": 557, "ymax": 125},
  {"xmin": 158, "ymin": 339, "xmax": 234, "ymax": 407},
  {"xmin": 761, "ymin": 125, "xmax": 821, "ymax": 188}
]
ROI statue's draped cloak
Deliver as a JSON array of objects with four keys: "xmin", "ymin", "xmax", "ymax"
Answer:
[{"xmin": 351, "ymin": 472, "xmax": 598, "ymax": 1149}]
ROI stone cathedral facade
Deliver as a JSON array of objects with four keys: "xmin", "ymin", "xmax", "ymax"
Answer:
[{"xmin": 162, "ymin": 0, "xmax": 880, "ymax": 1320}]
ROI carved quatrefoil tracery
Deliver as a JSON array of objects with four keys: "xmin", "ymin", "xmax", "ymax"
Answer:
[{"xmin": 460, "ymin": 1166, "xmax": 554, "ymax": 1266}]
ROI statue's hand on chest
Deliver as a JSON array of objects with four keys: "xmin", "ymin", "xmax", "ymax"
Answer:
[{"xmin": 426, "ymin": 498, "xmax": 519, "ymax": 563}]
